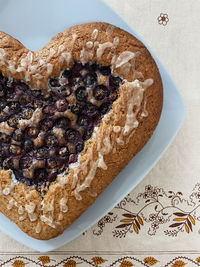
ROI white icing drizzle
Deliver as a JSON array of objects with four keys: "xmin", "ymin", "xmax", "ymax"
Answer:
[
  {"xmin": 97, "ymin": 153, "xmax": 107, "ymax": 170},
  {"xmin": 115, "ymin": 51, "xmax": 137, "ymax": 69},
  {"xmin": 57, "ymin": 171, "xmax": 69, "ymax": 185},
  {"xmin": 106, "ymin": 25, "xmax": 115, "ymax": 37},
  {"xmin": 92, "ymin": 29, "xmax": 98, "ymax": 40},
  {"xmin": 113, "ymin": 126, "xmax": 121, "ymax": 133},
  {"xmin": 141, "ymin": 98, "xmax": 148, "ymax": 117},
  {"xmin": 19, "ymin": 214, "xmax": 27, "ymax": 221},
  {"xmin": 35, "ymin": 222, "xmax": 42, "ymax": 234},
  {"xmin": 97, "ymin": 42, "xmax": 113, "ymax": 60},
  {"xmin": 59, "ymin": 198, "xmax": 68, "ymax": 213},
  {"xmin": 28, "ymin": 212, "xmax": 38, "ymax": 222},
  {"xmin": 34, "ymin": 132, "xmax": 45, "ymax": 148},
  {"xmin": 25, "ymin": 202, "xmax": 36, "ymax": 214},
  {"xmin": 0, "ymin": 48, "xmax": 6, "ymax": 62},
  {"xmin": 18, "ymin": 205, "xmax": 24, "ymax": 215},
  {"xmin": 40, "ymin": 215, "xmax": 56, "ymax": 228},
  {"xmin": 0, "ymin": 122, "xmax": 14, "ymax": 135},
  {"xmin": 18, "ymin": 108, "xmax": 43, "ymax": 130},
  {"xmin": 80, "ymin": 47, "xmax": 94, "ymax": 65},
  {"xmin": 7, "ymin": 198, "xmax": 14, "ymax": 210},
  {"xmin": 58, "ymin": 213, "xmax": 63, "ymax": 221},
  {"xmin": 86, "ymin": 41, "xmax": 93, "ymax": 49},
  {"xmin": 23, "ymin": 159, "xmax": 45, "ymax": 179},
  {"xmin": 2, "ymin": 180, "xmax": 15, "ymax": 195}
]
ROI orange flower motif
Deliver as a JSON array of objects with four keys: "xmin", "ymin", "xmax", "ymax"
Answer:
[{"xmin": 157, "ymin": 13, "xmax": 169, "ymax": 26}]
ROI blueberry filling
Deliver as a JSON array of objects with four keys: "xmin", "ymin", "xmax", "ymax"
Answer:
[{"xmin": 0, "ymin": 62, "xmax": 122, "ymax": 191}]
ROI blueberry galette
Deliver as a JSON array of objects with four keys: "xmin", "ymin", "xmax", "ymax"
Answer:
[{"xmin": 0, "ymin": 22, "xmax": 163, "ymax": 239}]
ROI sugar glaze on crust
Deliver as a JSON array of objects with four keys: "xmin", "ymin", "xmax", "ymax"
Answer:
[{"xmin": 0, "ymin": 22, "xmax": 163, "ymax": 239}]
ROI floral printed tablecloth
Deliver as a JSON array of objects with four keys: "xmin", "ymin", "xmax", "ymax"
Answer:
[{"xmin": 0, "ymin": 0, "xmax": 200, "ymax": 266}]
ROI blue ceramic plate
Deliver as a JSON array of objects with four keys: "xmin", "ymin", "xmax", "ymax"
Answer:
[{"xmin": 0, "ymin": 0, "xmax": 185, "ymax": 252}]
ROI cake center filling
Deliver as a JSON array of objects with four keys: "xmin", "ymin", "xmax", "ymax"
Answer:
[{"xmin": 0, "ymin": 62, "xmax": 122, "ymax": 190}]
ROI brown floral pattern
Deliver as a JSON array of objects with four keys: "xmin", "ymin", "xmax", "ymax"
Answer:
[
  {"xmin": 92, "ymin": 184, "xmax": 200, "ymax": 238},
  {"xmin": 0, "ymin": 255, "xmax": 199, "ymax": 266},
  {"xmin": 157, "ymin": 13, "xmax": 169, "ymax": 26}
]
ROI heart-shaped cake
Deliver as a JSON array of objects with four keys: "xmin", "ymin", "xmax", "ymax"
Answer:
[{"xmin": 0, "ymin": 22, "xmax": 163, "ymax": 239}]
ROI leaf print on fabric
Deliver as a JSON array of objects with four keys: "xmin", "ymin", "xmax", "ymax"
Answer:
[
  {"xmin": 120, "ymin": 260, "xmax": 133, "ymax": 267},
  {"xmin": 12, "ymin": 260, "xmax": 25, "ymax": 267},
  {"xmin": 92, "ymin": 256, "xmax": 106, "ymax": 265},
  {"xmin": 92, "ymin": 184, "xmax": 200, "ymax": 238},
  {"xmin": 172, "ymin": 260, "xmax": 186, "ymax": 267},
  {"xmin": 38, "ymin": 256, "xmax": 51, "ymax": 264},
  {"xmin": 143, "ymin": 257, "xmax": 158, "ymax": 266},
  {"xmin": 63, "ymin": 260, "xmax": 77, "ymax": 267}
]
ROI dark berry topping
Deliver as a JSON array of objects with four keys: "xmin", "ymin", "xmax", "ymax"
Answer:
[
  {"xmin": 61, "ymin": 86, "xmax": 71, "ymax": 96},
  {"xmin": 8, "ymin": 115, "xmax": 19, "ymax": 128},
  {"xmin": 0, "ymin": 133, "xmax": 11, "ymax": 143},
  {"xmin": 13, "ymin": 129, "xmax": 23, "ymax": 142},
  {"xmin": 24, "ymin": 140, "xmax": 33, "ymax": 152},
  {"xmin": 46, "ymin": 135, "xmax": 58, "ymax": 146},
  {"xmin": 49, "ymin": 78, "xmax": 60, "ymax": 87},
  {"xmin": 83, "ymin": 128, "xmax": 93, "ymax": 140},
  {"xmin": 20, "ymin": 157, "xmax": 32, "ymax": 169},
  {"xmin": 41, "ymin": 120, "xmax": 53, "ymax": 132},
  {"xmin": 99, "ymin": 102, "xmax": 112, "ymax": 114},
  {"xmin": 0, "ymin": 61, "xmax": 121, "ymax": 191},
  {"xmin": 56, "ymin": 117, "xmax": 70, "ymax": 128},
  {"xmin": 65, "ymin": 129, "xmax": 79, "ymax": 143},
  {"xmin": 21, "ymin": 108, "xmax": 33, "ymax": 120},
  {"xmin": 27, "ymin": 127, "xmax": 39, "ymax": 138},
  {"xmin": 86, "ymin": 62, "xmax": 98, "ymax": 72},
  {"xmin": 76, "ymin": 142, "xmax": 84, "ymax": 153},
  {"xmin": 19, "ymin": 95, "xmax": 31, "ymax": 106},
  {"xmin": 9, "ymin": 145, "xmax": 21, "ymax": 155},
  {"xmin": 99, "ymin": 66, "xmax": 111, "ymax": 76},
  {"xmin": 9, "ymin": 102, "xmax": 20, "ymax": 112},
  {"xmin": 110, "ymin": 76, "xmax": 122, "ymax": 88},
  {"xmin": 70, "ymin": 103, "xmax": 82, "ymax": 114},
  {"xmin": 93, "ymin": 85, "xmax": 109, "ymax": 101},
  {"xmin": 56, "ymin": 99, "xmax": 68, "ymax": 111},
  {"xmin": 75, "ymin": 86, "xmax": 88, "ymax": 102},
  {"xmin": 36, "ymin": 148, "xmax": 48, "ymax": 158},
  {"xmin": 77, "ymin": 116, "xmax": 90, "ymax": 127},
  {"xmin": 109, "ymin": 91, "xmax": 118, "ymax": 101},
  {"xmin": 72, "ymin": 62, "xmax": 83, "ymax": 76},
  {"xmin": 83, "ymin": 73, "xmax": 97, "ymax": 87},
  {"xmin": 62, "ymin": 69, "xmax": 72, "ymax": 79},
  {"xmin": 59, "ymin": 147, "xmax": 69, "ymax": 157},
  {"xmin": 35, "ymin": 168, "xmax": 47, "ymax": 181},
  {"xmin": 84, "ymin": 103, "xmax": 98, "ymax": 117}
]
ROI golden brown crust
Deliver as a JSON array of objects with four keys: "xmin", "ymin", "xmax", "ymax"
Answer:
[{"xmin": 0, "ymin": 22, "xmax": 163, "ymax": 239}]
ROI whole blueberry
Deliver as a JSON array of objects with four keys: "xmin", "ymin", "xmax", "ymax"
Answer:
[
  {"xmin": 99, "ymin": 66, "xmax": 111, "ymax": 76},
  {"xmin": 70, "ymin": 103, "xmax": 82, "ymax": 115},
  {"xmin": 77, "ymin": 116, "xmax": 90, "ymax": 127},
  {"xmin": 65, "ymin": 129, "xmax": 79, "ymax": 143},
  {"xmin": 109, "ymin": 76, "xmax": 122, "ymax": 88},
  {"xmin": 99, "ymin": 102, "xmax": 112, "ymax": 114},
  {"xmin": 24, "ymin": 140, "xmax": 34, "ymax": 152},
  {"xmin": 93, "ymin": 85, "xmax": 109, "ymax": 101},
  {"xmin": 75, "ymin": 87, "xmax": 88, "ymax": 102},
  {"xmin": 83, "ymin": 73, "xmax": 97, "ymax": 88},
  {"xmin": 56, "ymin": 117, "xmax": 70, "ymax": 128},
  {"xmin": 49, "ymin": 78, "xmax": 60, "ymax": 87}
]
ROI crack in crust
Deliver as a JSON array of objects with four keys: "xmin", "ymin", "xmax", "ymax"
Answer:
[{"xmin": 0, "ymin": 22, "xmax": 163, "ymax": 239}]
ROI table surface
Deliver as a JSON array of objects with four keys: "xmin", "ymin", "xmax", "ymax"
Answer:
[{"xmin": 0, "ymin": 0, "xmax": 199, "ymax": 266}]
